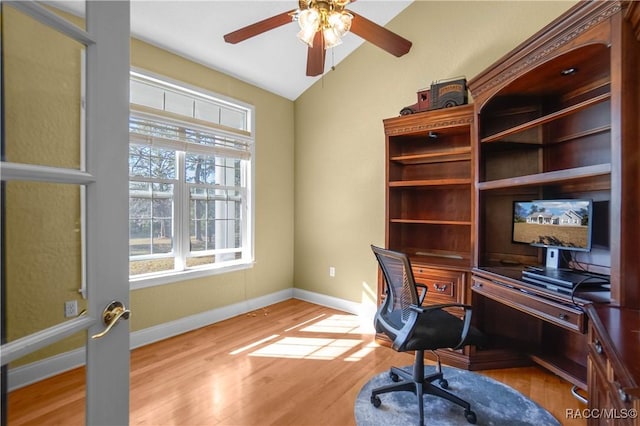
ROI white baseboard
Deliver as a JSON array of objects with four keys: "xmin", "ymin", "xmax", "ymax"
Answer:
[
  {"xmin": 7, "ymin": 348, "xmax": 87, "ymax": 392},
  {"xmin": 292, "ymin": 288, "xmax": 376, "ymax": 322},
  {"xmin": 130, "ymin": 288, "xmax": 294, "ymax": 350},
  {"xmin": 8, "ymin": 288, "xmax": 371, "ymax": 391}
]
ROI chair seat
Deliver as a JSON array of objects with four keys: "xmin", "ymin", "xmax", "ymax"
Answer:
[{"xmin": 405, "ymin": 308, "xmax": 486, "ymax": 352}]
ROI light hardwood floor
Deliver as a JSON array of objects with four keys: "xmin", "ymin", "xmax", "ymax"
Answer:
[{"xmin": 8, "ymin": 299, "xmax": 586, "ymax": 425}]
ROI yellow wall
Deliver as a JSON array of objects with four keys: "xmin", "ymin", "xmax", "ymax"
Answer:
[
  {"xmin": 3, "ymin": 7, "xmax": 294, "ymax": 365},
  {"xmin": 129, "ymin": 40, "xmax": 295, "ymax": 331},
  {"xmin": 293, "ymin": 1, "xmax": 578, "ymax": 306},
  {"xmin": 3, "ymin": 6, "xmax": 88, "ymax": 365}
]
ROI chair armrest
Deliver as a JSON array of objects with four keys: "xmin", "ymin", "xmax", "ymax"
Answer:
[
  {"xmin": 415, "ymin": 283, "xmax": 428, "ymax": 305},
  {"xmin": 410, "ymin": 303, "xmax": 471, "ymax": 314},
  {"xmin": 409, "ymin": 303, "xmax": 473, "ymax": 350}
]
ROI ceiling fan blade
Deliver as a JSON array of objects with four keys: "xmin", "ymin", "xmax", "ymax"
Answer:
[
  {"xmin": 348, "ymin": 11, "xmax": 412, "ymax": 57},
  {"xmin": 306, "ymin": 32, "xmax": 326, "ymax": 76},
  {"xmin": 224, "ymin": 9, "xmax": 296, "ymax": 44}
]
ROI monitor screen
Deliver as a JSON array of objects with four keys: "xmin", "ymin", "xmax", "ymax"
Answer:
[{"xmin": 512, "ymin": 199, "xmax": 593, "ymax": 252}]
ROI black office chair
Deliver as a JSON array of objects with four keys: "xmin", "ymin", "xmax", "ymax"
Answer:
[{"xmin": 370, "ymin": 245, "xmax": 486, "ymax": 425}]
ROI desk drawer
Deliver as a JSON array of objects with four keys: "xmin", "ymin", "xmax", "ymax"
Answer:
[
  {"xmin": 413, "ymin": 266, "xmax": 463, "ymax": 304},
  {"xmin": 472, "ymin": 275, "xmax": 585, "ymax": 333}
]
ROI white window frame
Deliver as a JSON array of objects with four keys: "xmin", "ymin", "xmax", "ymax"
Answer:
[{"xmin": 129, "ymin": 69, "xmax": 255, "ymax": 290}]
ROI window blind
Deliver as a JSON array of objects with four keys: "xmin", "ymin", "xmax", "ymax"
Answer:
[{"xmin": 129, "ymin": 109, "xmax": 251, "ymax": 160}]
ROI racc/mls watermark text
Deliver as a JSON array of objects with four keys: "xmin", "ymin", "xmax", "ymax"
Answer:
[{"xmin": 566, "ymin": 408, "xmax": 638, "ymax": 420}]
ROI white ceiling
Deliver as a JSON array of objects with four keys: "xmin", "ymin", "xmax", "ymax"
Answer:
[{"xmin": 54, "ymin": 1, "xmax": 413, "ymax": 100}]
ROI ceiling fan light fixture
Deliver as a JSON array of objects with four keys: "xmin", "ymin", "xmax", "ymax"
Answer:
[
  {"xmin": 297, "ymin": 7, "xmax": 320, "ymax": 46},
  {"xmin": 296, "ymin": 2, "xmax": 352, "ymax": 50},
  {"xmin": 328, "ymin": 10, "xmax": 352, "ymax": 37},
  {"xmin": 322, "ymin": 10, "xmax": 351, "ymax": 48},
  {"xmin": 323, "ymin": 26, "xmax": 342, "ymax": 49},
  {"xmin": 298, "ymin": 7, "xmax": 320, "ymax": 30},
  {"xmin": 297, "ymin": 26, "xmax": 317, "ymax": 47}
]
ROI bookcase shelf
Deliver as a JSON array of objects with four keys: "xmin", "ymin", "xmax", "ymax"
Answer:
[
  {"xmin": 477, "ymin": 163, "xmax": 611, "ymax": 191},
  {"xmin": 389, "ymin": 219, "xmax": 472, "ymax": 226},
  {"xmin": 480, "ymin": 92, "xmax": 611, "ymax": 144},
  {"xmin": 390, "ymin": 147, "xmax": 471, "ymax": 165},
  {"xmin": 389, "ymin": 178, "xmax": 471, "ymax": 188}
]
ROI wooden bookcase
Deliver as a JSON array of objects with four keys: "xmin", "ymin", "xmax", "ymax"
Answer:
[
  {"xmin": 467, "ymin": 0, "xmax": 640, "ymax": 389},
  {"xmin": 383, "ymin": 104, "xmax": 474, "ymax": 270},
  {"xmin": 381, "ymin": 104, "xmax": 478, "ymax": 368}
]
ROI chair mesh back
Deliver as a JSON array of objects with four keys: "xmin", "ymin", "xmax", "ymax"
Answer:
[{"xmin": 376, "ymin": 250, "xmax": 419, "ymax": 328}]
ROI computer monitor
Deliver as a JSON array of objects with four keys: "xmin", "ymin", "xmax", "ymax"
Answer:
[{"xmin": 512, "ymin": 199, "xmax": 593, "ymax": 269}]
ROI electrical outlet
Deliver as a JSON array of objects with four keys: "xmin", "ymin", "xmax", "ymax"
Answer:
[
  {"xmin": 64, "ymin": 300, "xmax": 78, "ymax": 318},
  {"xmin": 329, "ymin": 266, "xmax": 336, "ymax": 277}
]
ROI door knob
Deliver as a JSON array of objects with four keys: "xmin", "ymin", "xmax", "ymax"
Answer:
[{"xmin": 91, "ymin": 301, "xmax": 130, "ymax": 339}]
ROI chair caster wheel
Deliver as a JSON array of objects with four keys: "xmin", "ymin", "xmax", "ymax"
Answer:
[
  {"xmin": 370, "ymin": 395, "xmax": 382, "ymax": 408},
  {"xmin": 439, "ymin": 378, "xmax": 448, "ymax": 389},
  {"xmin": 464, "ymin": 409, "xmax": 477, "ymax": 424},
  {"xmin": 389, "ymin": 371, "xmax": 400, "ymax": 382}
]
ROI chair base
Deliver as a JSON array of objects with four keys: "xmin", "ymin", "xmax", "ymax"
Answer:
[{"xmin": 370, "ymin": 350, "xmax": 477, "ymax": 425}]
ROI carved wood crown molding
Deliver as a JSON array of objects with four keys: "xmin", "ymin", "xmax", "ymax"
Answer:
[
  {"xmin": 384, "ymin": 115, "xmax": 473, "ymax": 135},
  {"xmin": 472, "ymin": 2, "xmax": 622, "ymax": 98}
]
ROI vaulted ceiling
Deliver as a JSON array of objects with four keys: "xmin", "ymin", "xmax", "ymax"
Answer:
[{"xmin": 55, "ymin": 1, "xmax": 413, "ymax": 100}]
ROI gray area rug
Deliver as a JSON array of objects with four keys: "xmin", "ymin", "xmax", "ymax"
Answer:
[{"xmin": 355, "ymin": 366, "xmax": 560, "ymax": 426}]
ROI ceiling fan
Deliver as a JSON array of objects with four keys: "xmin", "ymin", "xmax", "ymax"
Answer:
[{"xmin": 223, "ymin": 0, "xmax": 412, "ymax": 77}]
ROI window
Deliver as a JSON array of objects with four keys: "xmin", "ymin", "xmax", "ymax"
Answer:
[{"xmin": 129, "ymin": 71, "xmax": 254, "ymax": 286}]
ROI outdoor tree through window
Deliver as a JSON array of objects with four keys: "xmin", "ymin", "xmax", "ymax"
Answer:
[{"xmin": 128, "ymin": 72, "xmax": 254, "ymax": 283}]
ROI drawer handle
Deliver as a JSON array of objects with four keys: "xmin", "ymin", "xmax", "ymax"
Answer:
[
  {"xmin": 558, "ymin": 313, "xmax": 569, "ymax": 321},
  {"xmin": 434, "ymin": 283, "xmax": 448, "ymax": 292},
  {"xmin": 594, "ymin": 339, "xmax": 603, "ymax": 355},
  {"xmin": 472, "ymin": 282, "xmax": 482, "ymax": 289},
  {"xmin": 616, "ymin": 383, "xmax": 630, "ymax": 403}
]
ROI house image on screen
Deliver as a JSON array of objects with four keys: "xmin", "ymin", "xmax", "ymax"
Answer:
[{"xmin": 526, "ymin": 210, "xmax": 583, "ymax": 226}]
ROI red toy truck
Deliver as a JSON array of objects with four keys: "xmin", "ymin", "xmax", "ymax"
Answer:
[{"xmin": 400, "ymin": 77, "xmax": 467, "ymax": 115}]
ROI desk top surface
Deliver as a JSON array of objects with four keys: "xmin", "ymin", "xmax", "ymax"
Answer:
[{"xmin": 585, "ymin": 304, "xmax": 640, "ymax": 397}]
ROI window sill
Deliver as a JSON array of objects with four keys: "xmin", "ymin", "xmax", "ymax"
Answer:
[{"xmin": 129, "ymin": 260, "xmax": 255, "ymax": 290}]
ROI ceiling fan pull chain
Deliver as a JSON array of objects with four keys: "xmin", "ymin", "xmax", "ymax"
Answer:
[{"xmin": 331, "ymin": 47, "xmax": 336, "ymax": 71}]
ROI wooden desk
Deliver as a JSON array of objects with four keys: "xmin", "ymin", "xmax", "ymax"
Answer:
[
  {"xmin": 471, "ymin": 268, "xmax": 640, "ymax": 425},
  {"xmin": 585, "ymin": 304, "xmax": 640, "ymax": 426},
  {"xmin": 471, "ymin": 267, "xmax": 611, "ymax": 390}
]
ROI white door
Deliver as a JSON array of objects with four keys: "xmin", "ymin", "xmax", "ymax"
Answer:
[{"xmin": 1, "ymin": 1, "xmax": 130, "ymax": 424}]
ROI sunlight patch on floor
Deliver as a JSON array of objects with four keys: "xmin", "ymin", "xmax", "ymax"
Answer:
[
  {"xmin": 284, "ymin": 314, "xmax": 326, "ymax": 332},
  {"xmin": 229, "ymin": 311, "xmax": 378, "ymax": 361},
  {"xmin": 300, "ymin": 314, "xmax": 367, "ymax": 334},
  {"xmin": 345, "ymin": 341, "xmax": 379, "ymax": 362},
  {"xmin": 249, "ymin": 337, "xmax": 362, "ymax": 360},
  {"xmin": 229, "ymin": 334, "xmax": 280, "ymax": 355}
]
